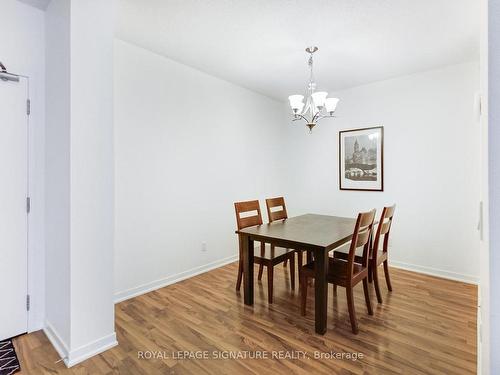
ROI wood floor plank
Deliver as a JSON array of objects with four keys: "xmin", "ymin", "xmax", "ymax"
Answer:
[{"xmin": 13, "ymin": 263, "xmax": 476, "ymax": 374}]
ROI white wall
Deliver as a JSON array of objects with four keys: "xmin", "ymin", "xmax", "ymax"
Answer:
[
  {"xmin": 45, "ymin": 0, "xmax": 116, "ymax": 367},
  {"xmin": 114, "ymin": 39, "xmax": 288, "ymax": 300},
  {"xmin": 69, "ymin": 0, "xmax": 116, "ymax": 361},
  {"xmin": 488, "ymin": 0, "xmax": 500, "ymax": 372},
  {"xmin": 284, "ymin": 62, "xmax": 480, "ymax": 283},
  {"xmin": 1, "ymin": 0, "xmax": 46, "ymax": 332},
  {"xmin": 45, "ymin": 0, "xmax": 71, "ymax": 347}
]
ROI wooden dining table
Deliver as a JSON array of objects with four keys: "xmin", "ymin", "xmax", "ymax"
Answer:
[{"xmin": 236, "ymin": 213, "xmax": 359, "ymax": 335}]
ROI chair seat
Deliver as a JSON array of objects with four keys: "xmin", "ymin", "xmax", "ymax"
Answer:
[
  {"xmin": 254, "ymin": 245, "xmax": 293, "ymax": 261},
  {"xmin": 333, "ymin": 249, "xmax": 387, "ymax": 264},
  {"xmin": 302, "ymin": 257, "xmax": 367, "ymax": 286}
]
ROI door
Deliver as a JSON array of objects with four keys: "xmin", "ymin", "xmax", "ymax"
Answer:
[{"xmin": 0, "ymin": 73, "xmax": 28, "ymax": 340}]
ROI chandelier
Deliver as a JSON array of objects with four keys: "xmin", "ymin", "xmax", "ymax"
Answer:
[{"xmin": 288, "ymin": 47, "xmax": 339, "ymax": 133}]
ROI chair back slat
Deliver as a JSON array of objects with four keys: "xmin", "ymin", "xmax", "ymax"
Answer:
[
  {"xmin": 234, "ymin": 200, "xmax": 263, "ymax": 230},
  {"xmin": 347, "ymin": 209, "xmax": 376, "ymax": 277},
  {"xmin": 384, "ymin": 205, "xmax": 396, "ymax": 219},
  {"xmin": 358, "ymin": 211, "xmax": 375, "ymax": 228},
  {"xmin": 355, "ymin": 228, "xmax": 371, "ymax": 248},
  {"xmin": 379, "ymin": 221, "xmax": 391, "ymax": 235},
  {"xmin": 372, "ymin": 205, "xmax": 396, "ymax": 258},
  {"xmin": 265, "ymin": 197, "xmax": 288, "ymax": 223}
]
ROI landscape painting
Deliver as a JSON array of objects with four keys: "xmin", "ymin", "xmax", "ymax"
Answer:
[{"xmin": 339, "ymin": 126, "xmax": 384, "ymax": 191}]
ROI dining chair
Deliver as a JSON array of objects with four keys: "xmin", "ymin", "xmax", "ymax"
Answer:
[
  {"xmin": 369, "ymin": 205, "xmax": 396, "ymax": 303},
  {"xmin": 265, "ymin": 196, "xmax": 308, "ymax": 284},
  {"xmin": 265, "ymin": 196, "xmax": 289, "ymax": 270},
  {"xmin": 334, "ymin": 205, "xmax": 396, "ymax": 303},
  {"xmin": 234, "ymin": 200, "xmax": 295, "ymax": 304},
  {"xmin": 300, "ymin": 209, "xmax": 376, "ymax": 334}
]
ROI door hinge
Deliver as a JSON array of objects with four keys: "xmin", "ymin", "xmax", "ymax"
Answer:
[
  {"xmin": 26, "ymin": 99, "xmax": 30, "ymax": 116},
  {"xmin": 26, "ymin": 197, "xmax": 31, "ymax": 213},
  {"xmin": 26, "ymin": 295, "xmax": 30, "ymax": 311}
]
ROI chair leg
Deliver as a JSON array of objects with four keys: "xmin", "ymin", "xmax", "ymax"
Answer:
[
  {"xmin": 297, "ymin": 251, "xmax": 303, "ymax": 285},
  {"xmin": 363, "ymin": 279, "xmax": 373, "ymax": 315},
  {"xmin": 368, "ymin": 263, "xmax": 373, "ymax": 283},
  {"xmin": 258, "ymin": 263, "xmax": 264, "ymax": 281},
  {"xmin": 236, "ymin": 260, "xmax": 243, "ymax": 291},
  {"xmin": 284, "ymin": 249, "xmax": 289, "ymax": 267},
  {"xmin": 373, "ymin": 263, "xmax": 383, "ymax": 304},
  {"xmin": 258, "ymin": 244, "xmax": 265, "ymax": 280},
  {"xmin": 300, "ymin": 275, "xmax": 307, "ymax": 316},
  {"xmin": 383, "ymin": 260, "xmax": 393, "ymax": 291},
  {"xmin": 332, "ymin": 285, "xmax": 339, "ymax": 315},
  {"xmin": 346, "ymin": 287, "xmax": 358, "ymax": 334},
  {"xmin": 267, "ymin": 265, "xmax": 274, "ymax": 304},
  {"xmin": 289, "ymin": 254, "xmax": 295, "ymax": 290},
  {"xmin": 306, "ymin": 251, "xmax": 314, "ymax": 286}
]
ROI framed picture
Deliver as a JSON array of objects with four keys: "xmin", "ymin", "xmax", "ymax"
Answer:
[{"xmin": 339, "ymin": 126, "xmax": 384, "ymax": 191}]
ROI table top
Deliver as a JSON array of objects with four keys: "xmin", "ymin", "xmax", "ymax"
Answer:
[{"xmin": 236, "ymin": 214, "xmax": 359, "ymax": 251}]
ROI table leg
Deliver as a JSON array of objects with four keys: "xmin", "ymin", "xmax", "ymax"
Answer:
[
  {"xmin": 243, "ymin": 235, "xmax": 254, "ymax": 305},
  {"xmin": 314, "ymin": 248, "xmax": 328, "ymax": 334}
]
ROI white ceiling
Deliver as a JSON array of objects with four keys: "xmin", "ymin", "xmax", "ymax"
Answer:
[{"xmin": 122, "ymin": 1, "xmax": 478, "ymax": 101}]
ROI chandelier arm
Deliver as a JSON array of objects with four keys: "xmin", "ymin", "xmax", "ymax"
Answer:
[
  {"xmin": 298, "ymin": 114, "xmax": 310, "ymax": 123},
  {"xmin": 312, "ymin": 110, "xmax": 322, "ymax": 123},
  {"xmin": 315, "ymin": 114, "xmax": 336, "ymax": 122},
  {"xmin": 292, "ymin": 114, "xmax": 310, "ymax": 123}
]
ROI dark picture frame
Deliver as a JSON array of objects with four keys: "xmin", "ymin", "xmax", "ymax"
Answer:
[{"xmin": 339, "ymin": 126, "xmax": 384, "ymax": 191}]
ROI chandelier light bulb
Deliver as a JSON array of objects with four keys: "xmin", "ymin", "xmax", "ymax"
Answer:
[
  {"xmin": 325, "ymin": 97, "xmax": 340, "ymax": 113},
  {"xmin": 311, "ymin": 91, "xmax": 328, "ymax": 108},
  {"xmin": 288, "ymin": 95, "xmax": 304, "ymax": 111},
  {"xmin": 294, "ymin": 102, "xmax": 304, "ymax": 114}
]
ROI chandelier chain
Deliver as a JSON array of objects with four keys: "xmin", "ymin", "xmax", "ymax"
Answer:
[{"xmin": 308, "ymin": 52, "xmax": 315, "ymax": 91}]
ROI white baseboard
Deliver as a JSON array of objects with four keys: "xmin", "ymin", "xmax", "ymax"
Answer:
[
  {"xmin": 66, "ymin": 332, "xmax": 117, "ymax": 367},
  {"xmin": 114, "ymin": 254, "xmax": 238, "ymax": 303},
  {"xmin": 390, "ymin": 260, "xmax": 479, "ymax": 284},
  {"xmin": 43, "ymin": 320, "xmax": 69, "ymax": 362},
  {"xmin": 44, "ymin": 320, "xmax": 117, "ymax": 367}
]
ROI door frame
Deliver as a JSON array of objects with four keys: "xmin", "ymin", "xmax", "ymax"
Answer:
[{"xmin": 478, "ymin": 0, "xmax": 490, "ymax": 373}]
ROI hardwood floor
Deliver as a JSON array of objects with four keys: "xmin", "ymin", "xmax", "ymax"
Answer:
[{"xmin": 14, "ymin": 262, "xmax": 477, "ymax": 374}]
